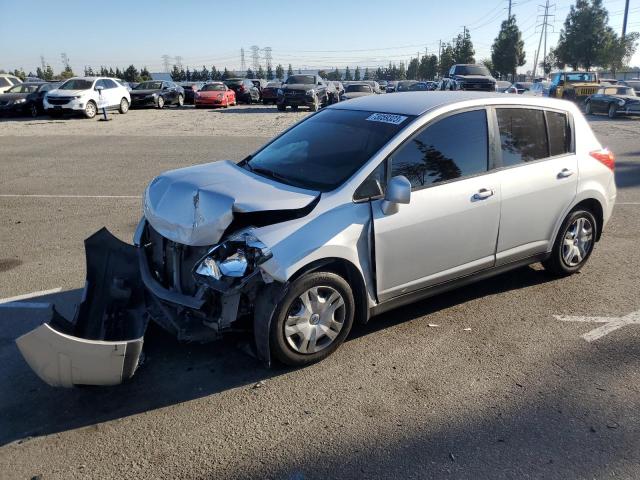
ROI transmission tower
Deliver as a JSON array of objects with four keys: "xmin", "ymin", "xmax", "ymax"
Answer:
[
  {"xmin": 532, "ymin": 0, "xmax": 554, "ymax": 79},
  {"xmin": 240, "ymin": 48, "xmax": 246, "ymax": 72},
  {"xmin": 263, "ymin": 47, "xmax": 273, "ymax": 69},
  {"xmin": 161, "ymin": 54, "xmax": 171, "ymax": 73},
  {"xmin": 250, "ymin": 45, "xmax": 260, "ymax": 71},
  {"xmin": 174, "ymin": 56, "xmax": 183, "ymax": 69},
  {"xmin": 40, "ymin": 55, "xmax": 46, "ymax": 71},
  {"xmin": 60, "ymin": 53, "xmax": 70, "ymax": 69}
]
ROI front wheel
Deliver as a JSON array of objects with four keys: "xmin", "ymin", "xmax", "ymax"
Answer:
[
  {"xmin": 177, "ymin": 94, "xmax": 184, "ymax": 107},
  {"xmin": 585, "ymin": 101, "xmax": 592, "ymax": 115},
  {"xmin": 119, "ymin": 97, "xmax": 129, "ymax": 114},
  {"xmin": 277, "ymin": 103, "xmax": 286, "ymax": 111},
  {"xmin": 309, "ymin": 96, "xmax": 319, "ymax": 112},
  {"xmin": 157, "ymin": 96, "xmax": 165, "ymax": 109},
  {"xmin": 543, "ymin": 209, "xmax": 597, "ymax": 276},
  {"xmin": 270, "ymin": 272, "xmax": 355, "ymax": 366},
  {"xmin": 608, "ymin": 103, "xmax": 617, "ymax": 119},
  {"xmin": 29, "ymin": 103, "xmax": 39, "ymax": 118},
  {"xmin": 84, "ymin": 101, "xmax": 97, "ymax": 119}
]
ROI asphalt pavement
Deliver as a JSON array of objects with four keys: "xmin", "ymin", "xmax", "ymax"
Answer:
[{"xmin": 0, "ymin": 111, "xmax": 639, "ymax": 480}]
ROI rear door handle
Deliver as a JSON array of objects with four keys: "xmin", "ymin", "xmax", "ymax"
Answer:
[
  {"xmin": 558, "ymin": 168, "xmax": 575, "ymax": 178},
  {"xmin": 473, "ymin": 188, "xmax": 494, "ymax": 200}
]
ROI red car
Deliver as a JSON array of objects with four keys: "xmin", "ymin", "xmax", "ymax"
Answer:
[{"xmin": 194, "ymin": 82, "xmax": 236, "ymax": 108}]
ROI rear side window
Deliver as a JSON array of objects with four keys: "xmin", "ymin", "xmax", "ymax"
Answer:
[
  {"xmin": 546, "ymin": 111, "xmax": 572, "ymax": 156},
  {"xmin": 390, "ymin": 109, "xmax": 488, "ymax": 189},
  {"xmin": 496, "ymin": 108, "xmax": 548, "ymax": 166}
]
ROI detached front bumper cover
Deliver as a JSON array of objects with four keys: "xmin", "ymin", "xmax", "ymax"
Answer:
[{"xmin": 16, "ymin": 228, "xmax": 148, "ymax": 387}]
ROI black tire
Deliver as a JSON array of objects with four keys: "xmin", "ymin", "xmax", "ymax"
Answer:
[
  {"xmin": 29, "ymin": 103, "xmax": 39, "ymax": 118},
  {"xmin": 119, "ymin": 97, "xmax": 129, "ymax": 114},
  {"xmin": 157, "ymin": 96, "xmax": 165, "ymax": 109},
  {"xmin": 84, "ymin": 101, "xmax": 97, "ymax": 119},
  {"xmin": 608, "ymin": 103, "xmax": 616, "ymax": 119},
  {"xmin": 245, "ymin": 94, "xmax": 252, "ymax": 105},
  {"xmin": 585, "ymin": 101, "xmax": 592, "ymax": 115},
  {"xmin": 270, "ymin": 271, "xmax": 355, "ymax": 367},
  {"xmin": 277, "ymin": 103, "xmax": 286, "ymax": 111},
  {"xmin": 263, "ymin": 99, "xmax": 269, "ymax": 105},
  {"xmin": 542, "ymin": 208, "xmax": 597, "ymax": 276},
  {"xmin": 176, "ymin": 94, "xmax": 184, "ymax": 107},
  {"xmin": 291, "ymin": 105, "xmax": 299, "ymax": 111}
]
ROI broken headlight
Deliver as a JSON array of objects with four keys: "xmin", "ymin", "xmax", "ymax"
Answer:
[{"xmin": 193, "ymin": 231, "xmax": 272, "ymax": 285}]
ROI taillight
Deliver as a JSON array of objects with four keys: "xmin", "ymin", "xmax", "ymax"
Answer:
[{"xmin": 590, "ymin": 148, "xmax": 615, "ymax": 171}]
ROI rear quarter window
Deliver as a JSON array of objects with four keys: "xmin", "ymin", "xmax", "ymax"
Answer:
[{"xmin": 546, "ymin": 111, "xmax": 572, "ymax": 157}]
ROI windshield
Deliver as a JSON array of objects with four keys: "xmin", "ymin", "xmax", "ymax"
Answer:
[
  {"xmin": 6, "ymin": 84, "xmax": 39, "ymax": 93},
  {"xmin": 346, "ymin": 85, "xmax": 372, "ymax": 93},
  {"xmin": 455, "ymin": 65, "xmax": 490, "ymax": 76},
  {"xmin": 224, "ymin": 79, "xmax": 243, "ymax": 85},
  {"xmin": 602, "ymin": 86, "xmax": 636, "ymax": 96},
  {"xmin": 135, "ymin": 81, "xmax": 162, "ymax": 90},
  {"xmin": 201, "ymin": 84, "xmax": 226, "ymax": 91},
  {"xmin": 397, "ymin": 81, "xmax": 417, "ymax": 91},
  {"xmin": 286, "ymin": 75, "xmax": 315, "ymax": 85},
  {"xmin": 245, "ymin": 109, "xmax": 411, "ymax": 191},
  {"xmin": 59, "ymin": 79, "xmax": 93, "ymax": 90},
  {"xmin": 565, "ymin": 73, "xmax": 597, "ymax": 82}
]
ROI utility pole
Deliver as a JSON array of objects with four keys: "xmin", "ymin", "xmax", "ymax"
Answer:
[
  {"xmin": 240, "ymin": 48, "xmax": 246, "ymax": 72},
  {"xmin": 263, "ymin": 47, "xmax": 273, "ymax": 70},
  {"xmin": 250, "ymin": 45, "xmax": 260, "ymax": 72},
  {"xmin": 622, "ymin": 0, "xmax": 630, "ymax": 38},
  {"xmin": 508, "ymin": 0, "xmax": 512, "ymax": 19},
  {"xmin": 161, "ymin": 54, "xmax": 171, "ymax": 73},
  {"xmin": 532, "ymin": 0, "xmax": 553, "ymax": 79}
]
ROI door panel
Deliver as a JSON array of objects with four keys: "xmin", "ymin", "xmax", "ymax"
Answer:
[{"xmin": 373, "ymin": 175, "xmax": 501, "ymax": 301}]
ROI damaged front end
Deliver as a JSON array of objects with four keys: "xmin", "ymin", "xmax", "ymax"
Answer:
[{"xmin": 17, "ymin": 222, "xmax": 279, "ymax": 388}]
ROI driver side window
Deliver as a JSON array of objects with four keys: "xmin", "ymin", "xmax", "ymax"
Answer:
[{"xmin": 390, "ymin": 109, "xmax": 489, "ymax": 190}]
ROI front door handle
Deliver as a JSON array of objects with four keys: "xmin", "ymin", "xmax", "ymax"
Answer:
[
  {"xmin": 473, "ymin": 188, "xmax": 494, "ymax": 200},
  {"xmin": 558, "ymin": 168, "xmax": 575, "ymax": 178}
]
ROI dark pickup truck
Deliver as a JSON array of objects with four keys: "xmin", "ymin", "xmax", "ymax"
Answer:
[
  {"xmin": 441, "ymin": 64, "xmax": 497, "ymax": 92},
  {"xmin": 277, "ymin": 74, "xmax": 329, "ymax": 111}
]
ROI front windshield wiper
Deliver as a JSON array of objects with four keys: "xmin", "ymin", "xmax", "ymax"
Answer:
[{"xmin": 250, "ymin": 166, "xmax": 292, "ymax": 185}]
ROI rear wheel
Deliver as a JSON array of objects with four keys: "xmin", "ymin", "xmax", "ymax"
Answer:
[
  {"xmin": 157, "ymin": 96, "xmax": 165, "ymax": 109},
  {"xmin": 119, "ymin": 97, "xmax": 129, "ymax": 114},
  {"xmin": 543, "ymin": 209, "xmax": 597, "ymax": 276},
  {"xmin": 277, "ymin": 103, "xmax": 286, "ymax": 111},
  {"xmin": 585, "ymin": 101, "xmax": 592, "ymax": 115},
  {"xmin": 29, "ymin": 103, "xmax": 38, "ymax": 118},
  {"xmin": 84, "ymin": 101, "xmax": 97, "ymax": 119},
  {"xmin": 270, "ymin": 272, "xmax": 355, "ymax": 366},
  {"xmin": 309, "ymin": 96, "xmax": 319, "ymax": 112},
  {"xmin": 608, "ymin": 103, "xmax": 617, "ymax": 119},
  {"xmin": 177, "ymin": 94, "xmax": 184, "ymax": 107}
]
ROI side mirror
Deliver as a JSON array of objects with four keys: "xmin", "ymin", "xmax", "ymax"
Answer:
[
  {"xmin": 558, "ymin": 80, "xmax": 565, "ymax": 86},
  {"xmin": 95, "ymin": 85, "xmax": 104, "ymax": 92},
  {"xmin": 381, "ymin": 175, "xmax": 411, "ymax": 215}
]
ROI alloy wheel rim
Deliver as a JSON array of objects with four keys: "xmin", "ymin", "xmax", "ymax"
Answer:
[
  {"xmin": 87, "ymin": 103, "xmax": 96, "ymax": 117},
  {"xmin": 178, "ymin": 95, "xmax": 183, "ymax": 106},
  {"xmin": 121, "ymin": 99, "xmax": 128, "ymax": 112},
  {"xmin": 284, "ymin": 286, "xmax": 346, "ymax": 354},
  {"xmin": 562, "ymin": 217, "xmax": 593, "ymax": 267}
]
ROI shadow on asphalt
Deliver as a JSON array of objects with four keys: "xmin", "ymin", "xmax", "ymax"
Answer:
[
  {"xmin": 0, "ymin": 264, "xmax": 556, "ymax": 446},
  {"xmin": 615, "ymin": 161, "xmax": 640, "ymax": 189}
]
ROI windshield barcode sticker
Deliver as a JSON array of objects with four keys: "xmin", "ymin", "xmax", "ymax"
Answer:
[{"xmin": 366, "ymin": 113, "xmax": 408, "ymax": 125}]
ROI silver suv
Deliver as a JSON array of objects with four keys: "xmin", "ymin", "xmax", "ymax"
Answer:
[{"xmin": 18, "ymin": 92, "xmax": 617, "ymax": 387}]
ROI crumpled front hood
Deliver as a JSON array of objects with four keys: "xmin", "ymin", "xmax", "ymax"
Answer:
[{"xmin": 144, "ymin": 160, "xmax": 319, "ymax": 246}]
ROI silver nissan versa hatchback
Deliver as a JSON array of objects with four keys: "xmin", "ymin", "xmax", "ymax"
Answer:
[{"xmin": 18, "ymin": 92, "xmax": 616, "ymax": 387}]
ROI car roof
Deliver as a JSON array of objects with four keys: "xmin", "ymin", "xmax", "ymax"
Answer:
[{"xmin": 328, "ymin": 91, "xmax": 577, "ymax": 116}]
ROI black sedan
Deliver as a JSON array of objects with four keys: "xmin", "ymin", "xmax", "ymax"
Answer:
[
  {"xmin": 0, "ymin": 82, "xmax": 62, "ymax": 117},
  {"xmin": 130, "ymin": 81, "xmax": 185, "ymax": 109},
  {"xmin": 178, "ymin": 82, "xmax": 204, "ymax": 105},
  {"xmin": 585, "ymin": 85, "xmax": 640, "ymax": 118}
]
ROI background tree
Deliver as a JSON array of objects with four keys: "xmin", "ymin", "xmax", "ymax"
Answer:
[
  {"xmin": 344, "ymin": 66, "xmax": 352, "ymax": 81},
  {"xmin": 603, "ymin": 32, "xmax": 639, "ymax": 74},
  {"xmin": 398, "ymin": 61, "xmax": 407, "ymax": 80},
  {"xmin": 200, "ymin": 66, "xmax": 209, "ymax": 81},
  {"xmin": 44, "ymin": 65, "xmax": 54, "ymax": 80},
  {"xmin": 363, "ymin": 67, "xmax": 371, "ymax": 80},
  {"xmin": 83, "ymin": 66, "xmax": 94, "ymax": 76},
  {"xmin": 36, "ymin": 66, "xmax": 44, "ymax": 79},
  {"xmin": 491, "ymin": 15, "xmax": 526, "ymax": 79},
  {"xmin": 222, "ymin": 67, "xmax": 232, "ymax": 80},
  {"xmin": 124, "ymin": 65, "xmax": 139, "ymax": 82},
  {"xmin": 275, "ymin": 64, "xmax": 285, "ymax": 80},
  {"xmin": 555, "ymin": 0, "xmax": 616, "ymax": 71},
  {"xmin": 297, "ymin": 68, "xmax": 302, "ymax": 74},
  {"xmin": 407, "ymin": 58, "xmax": 419, "ymax": 80},
  {"xmin": 287, "ymin": 64, "xmax": 294, "ymax": 77},
  {"xmin": 12, "ymin": 68, "xmax": 26, "ymax": 80},
  {"xmin": 439, "ymin": 44, "xmax": 456, "ymax": 77},
  {"xmin": 454, "ymin": 30, "xmax": 475, "ymax": 63},
  {"xmin": 114, "ymin": 67, "xmax": 123, "ymax": 79},
  {"xmin": 256, "ymin": 65, "xmax": 265, "ymax": 79},
  {"xmin": 266, "ymin": 65, "xmax": 274, "ymax": 80},
  {"xmin": 170, "ymin": 65, "xmax": 181, "ymax": 81},
  {"xmin": 480, "ymin": 58, "xmax": 496, "ymax": 76},
  {"xmin": 375, "ymin": 67, "xmax": 384, "ymax": 80},
  {"xmin": 140, "ymin": 67, "xmax": 150, "ymax": 81},
  {"xmin": 354, "ymin": 66, "xmax": 361, "ymax": 80},
  {"xmin": 60, "ymin": 65, "xmax": 74, "ymax": 79},
  {"xmin": 210, "ymin": 66, "xmax": 219, "ymax": 80},
  {"xmin": 245, "ymin": 68, "xmax": 254, "ymax": 78}
]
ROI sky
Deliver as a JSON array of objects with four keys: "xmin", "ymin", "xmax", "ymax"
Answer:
[{"xmin": 1, "ymin": 0, "xmax": 639, "ymax": 76}]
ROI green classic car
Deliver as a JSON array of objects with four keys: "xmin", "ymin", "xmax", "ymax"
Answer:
[{"xmin": 584, "ymin": 85, "xmax": 640, "ymax": 118}]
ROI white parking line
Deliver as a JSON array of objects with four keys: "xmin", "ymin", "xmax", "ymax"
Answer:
[
  {"xmin": 554, "ymin": 309, "xmax": 640, "ymax": 342},
  {"xmin": 617, "ymin": 202, "xmax": 640, "ymax": 205},
  {"xmin": 0, "ymin": 194, "xmax": 140, "ymax": 199},
  {"xmin": 0, "ymin": 287, "xmax": 62, "ymax": 307}
]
